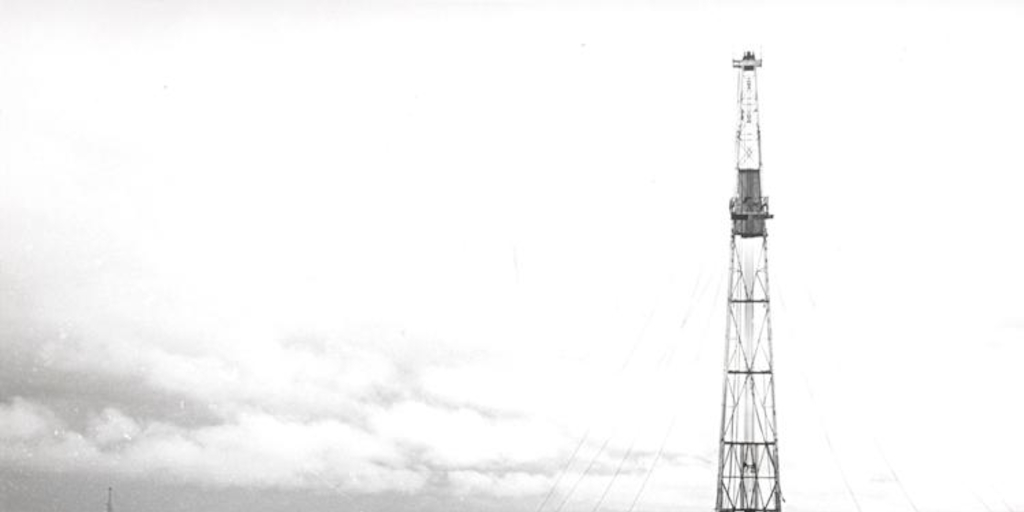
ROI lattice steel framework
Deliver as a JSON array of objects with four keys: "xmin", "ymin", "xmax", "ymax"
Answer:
[{"xmin": 715, "ymin": 51, "xmax": 781, "ymax": 512}]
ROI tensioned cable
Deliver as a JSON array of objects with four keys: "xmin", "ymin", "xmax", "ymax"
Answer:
[
  {"xmin": 589, "ymin": 279, "xmax": 714, "ymax": 512},
  {"xmin": 619, "ymin": 305, "xmax": 660, "ymax": 373},
  {"xmin": 589, "ymin": 437, "xmax": 639, "ymax": 512},
  {"xmin": 655, "ymin": 276, "xmax": 715, "ymax": 369},
  {"xmin": 537, "ymin": 270, "xmax": 709, "ymax": 512},
  {"xmin": 623, "ymin": 272, "xmax": 706, "ymax": 373},
  {"xmin": 536, "ymin": 304, "xmax": 661, "ymax": 512},
  {"xmin": 774, "ymin": 278, "xmax": 864, "ymax": 512},
  {"xmin": 535, "ymin": 427, "xmax": 593, "ymax": 512},
  {"xmin": 625, "ymin": 413, "xmax": 679, "ymax": 512},
  {"xmin": 561, "ymin": 268, "xmax": 722, "ymax": 512},
  {"xmin": 663, "ymin": 270, "xmax": 724, "ymax": 370},
  {"xmin": 536, "ymin": 302, "xmax": 661, "ymax": 512},
  {"xmin": 780, "ymin": 272, "xmax": 978, "ymax": 512},
  {"xmin": 973, "ymin": 490, "xmax": 995, "ymax": 512},
  {"xmin": 780, "ymin": 256, "xmax": 1007, "ymax": 512},
  {"xmin": 773, "ymin": 282, "xmax": 864, "ymax": 512},
  {"xmin": 801, "ymin": 371, "xmax": 864, "ymax": 512},
  {"xmin": 553, "ymin": 435, "xmax": 616, "ymax": 512},
  {"xmin": 694, "ymin": 269, "xmax": 726, "ymax": 363},
  {"xmin": 875, "ymin": 442, "xmax": 921, "ymax": 512},
  {"xmin": 623, "ymin": 272, "xmax": 727, "ymax": 512},
  {"xmin": 876, "ymin": 430, "xmax": 1004, "ymax": 512}
]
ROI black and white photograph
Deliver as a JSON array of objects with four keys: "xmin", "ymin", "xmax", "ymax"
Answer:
[{"xmin": 1, "ymin": 1, "xmax": 1022, "ymax": 512}]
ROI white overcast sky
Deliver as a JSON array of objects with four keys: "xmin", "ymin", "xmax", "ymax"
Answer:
[{"xmin": 1, "ymin": 1, "xmax": 1023, "ymax": 512}]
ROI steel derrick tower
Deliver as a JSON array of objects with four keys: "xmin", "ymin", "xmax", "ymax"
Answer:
[{"xmin": 714, "ymin": 51, "xmax": 781, "ymax": 512}]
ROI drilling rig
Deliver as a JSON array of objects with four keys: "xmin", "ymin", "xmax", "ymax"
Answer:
[{"xmin": 714, "ymin": 51, "xmax": 782, "ymax": 512}]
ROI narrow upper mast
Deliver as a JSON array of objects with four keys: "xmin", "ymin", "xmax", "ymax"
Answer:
[
  {"xmin": 733, "ymin": 51, "xmax": 762, "ymax": 171},
  {"xmin": 730, "ymin": 51, "xmax": 772, "ymax": 238}
]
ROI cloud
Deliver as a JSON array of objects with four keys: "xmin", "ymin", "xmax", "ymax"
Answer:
[
  {"xmin": 0, "ymin": 397, "xmax": 61, "ymax": 441},
  {"xmin": 447, "ymin": 469, "xmax": 551, "ymax": 497},
  {"xmin": 0, "ymin": 397, "xmax": 103, "ymax": 472},
  {"xmin": 122, "ymin": 411, "xmax": 423, "ymax": 491},
  {"xmin": 0, "ymin": 397, "xmax": 427, "ymax": 493},
  {"xmin": 0, "ymin": 296, "xmax": 709, "ymax": 502},
  {"xmin": 90, "ymin": 407, "xmax": 141, "ymax": 445},
  {"xmin": 0, "ymin": 387, "xmax": 637, "ymax": 498},
  {"xmin": 370, "ymin": 400, "xmax": 565, "ymax": 469},
  {"xmin": 39, "ymin": 328, "xmax": 408, "ymax": 422}
]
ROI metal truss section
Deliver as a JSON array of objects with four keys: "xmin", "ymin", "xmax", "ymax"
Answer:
[
  {"xmin": 715, "ymin": 51, "xmax": 782, "ymax": 512},
  {"xmin": 734, "ymin": 53, "xmax": 762, "ymax": 172}
]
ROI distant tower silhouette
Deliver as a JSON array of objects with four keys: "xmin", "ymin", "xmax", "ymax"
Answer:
[
  {"xmin": 106, "ymin": 487, "xmax": 114, "ymax": 512},
  {"xmin": 714, "ymin": 51, "xmax": 782, "ymax": 512}
]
